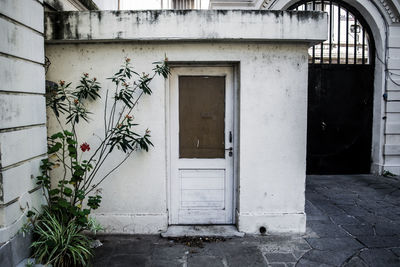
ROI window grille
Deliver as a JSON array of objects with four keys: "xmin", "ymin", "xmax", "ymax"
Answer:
[
  {"xmin": 289, "ymin": 0, "xmax": 373, "ymax": 65},
  {"xmin": 173, "ymin": 0, "xmax": 195, "ymax": 9}
]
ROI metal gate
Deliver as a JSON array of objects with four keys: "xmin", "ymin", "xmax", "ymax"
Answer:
[{"xmin": 289, "ymin": 0, "xmax": 375, "ymax": 174}]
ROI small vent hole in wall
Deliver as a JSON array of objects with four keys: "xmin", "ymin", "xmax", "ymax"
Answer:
[{"xmin": 259, "ymin": 226, "xmax": 267, "ymax": 235}]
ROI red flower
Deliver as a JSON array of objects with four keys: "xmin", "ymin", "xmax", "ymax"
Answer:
[
  {"xmin": 59, "ymin": 80, "xmax": 65, "ymax": 86},
  {"xmin": 80, "ymin": 142, "xmax": 90, "ymax": 152}
]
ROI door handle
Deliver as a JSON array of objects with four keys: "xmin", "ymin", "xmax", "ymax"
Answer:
[{"xmin": 225, "ymin": 147, "xmax": 233, "ymax": 157}]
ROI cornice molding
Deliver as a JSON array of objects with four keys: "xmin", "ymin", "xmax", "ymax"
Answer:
[
  {"xmin": 261, "ymin": 0, "xmax": 274, "ymax": 9},
  {"xmin": 378, "ymin": 0, "xmax": 400, "ymax": 23}
]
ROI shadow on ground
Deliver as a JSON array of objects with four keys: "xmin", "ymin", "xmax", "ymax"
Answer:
[{"xmin": 93, "ymin": 175, "xmax": 400, "ymax": 266}]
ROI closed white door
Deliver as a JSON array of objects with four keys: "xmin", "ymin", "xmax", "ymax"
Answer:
[{"xmin": 169, "ymin": 67, "xmax": 234, "ymax": 224}]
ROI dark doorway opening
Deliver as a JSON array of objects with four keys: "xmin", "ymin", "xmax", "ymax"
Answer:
[{"xmin": 289, "ymin": 0, "xmax": 375, "ymax": 174}]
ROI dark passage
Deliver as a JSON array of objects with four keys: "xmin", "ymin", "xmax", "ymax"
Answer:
[{"xmin": 307, "ymin": 64, "xmax": 374, "ymax": 174}]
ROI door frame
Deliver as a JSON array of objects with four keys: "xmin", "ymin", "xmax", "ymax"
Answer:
[{"xmin": 165, "ymin": 64, "xmax": 239, "ymax": 225}]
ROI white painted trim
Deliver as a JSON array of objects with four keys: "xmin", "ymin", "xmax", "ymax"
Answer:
[
  {"xmin": 232, "ymin": 63, "xmax": 240, "ymax": 226},
  {"xmin": 167, "ymin": 65, "xmax": 237, "ymax": 225}
]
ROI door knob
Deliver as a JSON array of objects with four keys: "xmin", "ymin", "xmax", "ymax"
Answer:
[{"xmin": 225, "ymin": 147, "xmax": 233, "ymax": 157}]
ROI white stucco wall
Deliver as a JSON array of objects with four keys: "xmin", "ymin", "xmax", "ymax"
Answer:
[{"xmin": 45, "ymin": 10, "xmax": 327, "ymax": 234}]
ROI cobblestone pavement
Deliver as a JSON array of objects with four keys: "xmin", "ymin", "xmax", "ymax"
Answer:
[{"xmin": 93, "ymin": 175, "xmax": 400, "ymax": 266}]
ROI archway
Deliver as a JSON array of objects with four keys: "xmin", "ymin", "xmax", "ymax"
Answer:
[
  {"xmin": 261, "ymin": 0, "xmax": 389, "ymax": 175},
  {"xmin": 288, "ymin": 0, "xmax": 376, "ymax": 174}
]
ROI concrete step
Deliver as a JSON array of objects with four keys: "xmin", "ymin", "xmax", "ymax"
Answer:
[{"xmin": 160, "ymin": 225, "xmax": 245, "ymax": 238}]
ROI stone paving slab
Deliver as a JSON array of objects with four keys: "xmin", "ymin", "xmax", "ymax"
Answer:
[
  {"xmin": 93, "ymin": 175, "xmax": 400, "ymax": 266},
  {"xmin": 300, "ymin": 249, "xmax": 356, "ymax": 266}
]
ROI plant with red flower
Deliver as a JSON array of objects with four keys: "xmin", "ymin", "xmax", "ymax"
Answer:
[
  {"xmin": 38, "ymin": 57, "xmax": 169, "ymax": 236},
  {"xmin": 80, "ymin": 142, "xmax": 90, "ymax": 152},
  {"xmin": 34, "ymin": 57, "xmax": 169, "ymax": 267}
]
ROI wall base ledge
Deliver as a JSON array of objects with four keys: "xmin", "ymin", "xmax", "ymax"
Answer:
[
  {"xmin": 238, "ymin": 212, "xmax": 306, "ymax": 234},
  {"xmin": 92, "ymin": 212, "xmax": 168, "ymax": 234}
]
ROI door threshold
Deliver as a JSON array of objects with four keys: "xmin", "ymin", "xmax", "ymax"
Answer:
[{"xmin": 161, "ymin": 225, "xmax": 245, "ymax": 238}]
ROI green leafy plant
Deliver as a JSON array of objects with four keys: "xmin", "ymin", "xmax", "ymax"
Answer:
[
  {"xmin": 383, "ymin": 170, "xmax": 396, "ymax": 177},
  {"xmin": 31, "ymin": 209, "xmax": 93, "ymax": 267},
  {"xmin": 37, "ymin": 57, "xmax": 169, "ymax": 225},
  {"xmin": 87, "ymin": 217, "xmax": 104, "ymax": 236},
  {"xmin": 30, "ymin": 57, "xmax": 169, "ymax": 265},
  {"xmin": 18, "ymin": 210, "xmax": 37, "ymax": 238},
  {"xmin": 25, "ymin": 259, "xmax": 35, "ymax": 267},
  {"xmin": 19, "ymin": 221, "xmax": 33, "ymax": 238}
]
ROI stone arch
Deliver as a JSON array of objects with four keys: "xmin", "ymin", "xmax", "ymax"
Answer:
[
  {"xmin": 262, "ymin": 0, "xmax": 400, "ymax": 23},
  {"xmin": 261, "ymin": 0, "xmax": 395, "ymax": 174}
]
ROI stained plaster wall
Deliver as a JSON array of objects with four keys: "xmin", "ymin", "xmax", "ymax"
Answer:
[{"xmin": 45, "ymin": 10, "xmax": 327, "ymax": 234}]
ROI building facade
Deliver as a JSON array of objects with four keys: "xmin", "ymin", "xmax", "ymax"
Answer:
[
  {"xmin": 0, "ymin": 0, "xmax": 399, "ymax": 266},
  {"xmin": 44, "ymin": 9, "xmax": 327, "ymax": 235}
]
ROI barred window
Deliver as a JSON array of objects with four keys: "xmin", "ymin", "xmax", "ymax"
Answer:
[
  {"xmin": 289, "ymin": 0, "xmax": 373, "ymax": 65},
  {"xmin": 172, "ymin": 0, "xmax": 195, "ymax": 9}
]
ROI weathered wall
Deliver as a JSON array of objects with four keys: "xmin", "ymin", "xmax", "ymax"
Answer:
[
  {"xmin": 45, "ymin": 10, "xmax": 327, "ymax": 234},
  {"xmin": 45, "ymin": 10, "xmax": 327, "ymax": 43},
  {"xmin": 0, "ymin": 0, "xmax": 47, "ymax": 265},
  {"xmin": 45, "ymin": 43, "xmax": 309, "ymax": 234}
]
